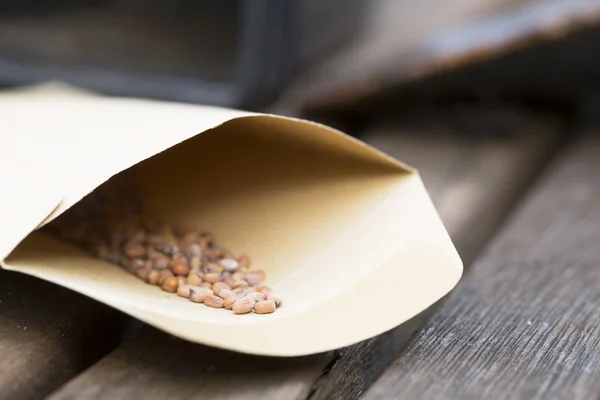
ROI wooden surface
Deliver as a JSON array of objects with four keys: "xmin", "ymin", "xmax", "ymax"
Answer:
[
  {"xmin": 276, "ymin": 0, "xmax": 600, "ymax": 113},
  {"xmin": 0, "ymin": 269, "xmax": 131, "ymax": 400},
  {"xmin": 363, "ymin": 130, "xmax": 600, "ymax": 399},
  {"xmin": 49, "ymin": 109, "xmax": 563, "ymax": 400}
]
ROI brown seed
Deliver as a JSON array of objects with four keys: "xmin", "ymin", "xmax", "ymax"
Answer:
[
  {"xmin": 245, "ymin": 271, "xmax": 266, "ymax": 285},
  {"xmin": 224, "ymin": 295, "xmax": 240, "ymax": 309},
  {"xmin": 232, "ymin": 297, "xmax": 255, "ymax": 314},
  {"xmin": 186, "ymin": 273, "xmax": 202, "ymax": 286},
  {"xmin": 158, "ymin": 269, "xmax": 174, "ymax": 285},
  {"xmin": 170, "ymin": 260, "xmax": 190, "ymax": 276},
  {"xmin": 199, "ymin": 282, "xmax": 212, "ymax": 288},
  {"xmin": 232, "ymin": 287, "xmax": 245, "ymax": 295},
  {"xmin": 237, "ymin": 255, "xmax": 250, "ymax": 269},
  {"xmin": 212, "ymin": 282, "xmax": 231, "ymax": 293},
  {"xmin": 161, "ymin": 276, "xmax": 179, "ymax": 293},
  {"xmin": 223, "ymin": 277, "xmax": 236, "ymax": 287},
  {"xmin": 266, "ymin": 292, "xmax": 283, "ymax": 307},
  {"xmin": 124, "ymin": 241, "xmax": 146, "ymax": 258},
  {"xmin": 204, "ymin": 294, "xmax": 224, "ymax": 308},
  {"xmin": 122, "ymin": 257, "xmax": 145, "ymax": 273},
  {"xmin": 189, "ymin": 255, "xmax": 202, "ymax": 269},
  {"xmin": 206, "ymin": 262, "xmax": 224, "ymax": 273},
  {"xmin": 243, "ymin": 287, "xmax": 257, "ymax": 294},
  {"xmin": 177, "ymin": 284, "xmax": 193, "ymax": 298},
  {"xmin": 146, "ymin": 269, "xmax": 160, "ymax": 285},
  {"xmin": 254, "ymin": 300, "xmax": 276, "ymax": 314},
  {"xmin": 154, "ymin": 241, "xmax": 174, "ymax": 255},
  {"xmin": 257, "ymin": 286, "xmax": 272, "ymax": 295},
  {"xmin": 231, "ymin": 280, "xmax": 248, "ymax": 289},
  {"xmin": 135, "ymin": 267, "xmax": 151, "ymax": 280},
  {"xmin": 184, "ymin": 243, "xmax": 202, "ymax": 258},
  {"xmin": 203, "ymin": 272, "xmax": 221, "ymax": 283},
  {"xmin": 217, "ymin": 288, "xmax": 234, "ymax": 299},
  {"xmin": 152, "ymin": 255, "xmax": 170, "ymax": 270},
  {"xmin": 219, "ymin": 257, "xmax": 239, "ymax": 272},
  {"xmin": 190, "ymin": 287, "xmax": 213, "ymax": 303},
  {"xmin": 178, "ymin": 276, "xmax": 186, "ymax": 287},
  {"xmin": 247, "ymin": 292, "xmax": 266, "ymax": 302},
  {"xmin": 231, "ymin": 272, "xmax": 244, "ymax": 281}
]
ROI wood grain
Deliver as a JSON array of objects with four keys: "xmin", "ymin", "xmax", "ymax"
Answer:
[
  {"xmin": 274, "ymin": 0, "xmax": 600, "ymax": 113},
  {"xmin": 0, "ymin": 269, "xmax": 130, "ymax": 400},
  {"xmin": 49, "ymin": 110, "xmax": 562, "ymax": 400},
  {"xmin": 306, "ymin": 109, "xmax": 564, "ymax": 400},
  {"xmin": 363, "ymin": 131, "xmax": 600, "ymax": 400}
]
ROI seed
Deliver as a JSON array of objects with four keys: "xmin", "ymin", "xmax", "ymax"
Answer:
[
  {"xmin": 243, "ymin": 287, "xmax": 257, "ymax": 294},
  {"xmin": 190, "ymin": 287, "xmax": 213, "ymax": 303},
  {"xmin": 186, "ymin": 273, "xmax": 202, "ymax": 286},
  {"xmin": 177, "ymin": 284, "xmax": 193, "ymax": 298},
  {"xmin": 266, "ymin": 292, "xmax": 283, "ymax": 307},
  {"xmin": 217, "ymin": 288, "xmax": 234, "ymax": 299},
  {"xmin": 205, "ymin": 262, "xmax": 224, "ymax": 273},
  {"xmin": 247, "ymin": 292, "xmax": 266, "ymax": 302},
  {"xmin": 135, "ymin": 267, "xmax": 151, "ymax": 280},
  {"xmin": 231, "ymin": 280, "xmax": 248, "ymax": 289},
  {"xmin": 170, "ymin": 260, "xmax": 190, "ymax": 276},
  {"xmin": 232, "ymin": 287, "xmax": 245, "ymax": 295},
  {"xmin": 212, "ymin": 282, "xmax": 231, "ymax": 293},
  {"xmin": 254, "ymin": 300, "xmax": 276, "ymax": 314},
  {"xmin": 122, "ymin": 257, "xmax": 145, "ymax": 273},
  {"xmin": 220, "ymin": 258, "xmax": 239, "ymax": 272},
  {"xmin": 152, "ymin": 255, "xmax": 170, "ymax": 270},
  {"xmin": 161, "ymin": 276, "xmax": 179, "ymax": 293},
  {"xmin": 245, "ymin": 271, "xmax": 266, "ymax": 285},
  {"xmin": 237, "ymin": 255, "xmax": 250, "ymax": 269},
  {"xmin": 199, "ymin": 282, "xmax": 212, "ymax": 288},
  {"xmin": 124, "ymin": 241, "xmax": 146, "ymax": 258},
  {"xmin": 204, "ymin": 294, "xmax": 224, "ymax": 308},
  {"xmin": 146, "ymin": 269, "xmax": 160, "ymax": 285},
  {"xmin": 223, "ymin": 277, "xmax": 236, "ymax": 287},
  {"xmin": 158, "ymin": 270, "xmax": 174, "ymax": 285},
  {"xmin": 203, "ymin": 272, "xmax": 221, "ymax": 283},
  {"xmin": 154, "ymin": 241, "xmax": 173, "ymax": 255},
  {"xmin": 231, "ymin": 272, "xmax": 244, "ymax": 281},
  {"xmin": 257, "ymin": 286, "xmax": 272, "ymax": 295},
  {"xmin": 184, "ymin": 243, "xmax": 202, "ymax": 258},
  {"xmin": 189, "ymin": 255, "xmax": 202, "ymax": 269},
  {"xmin": 224, "ymin": 295, "xmax": 240, "ymax": 309},
  {"xmin": 232, "ymin": 297, "xmax": 255, "ymax": 314}
]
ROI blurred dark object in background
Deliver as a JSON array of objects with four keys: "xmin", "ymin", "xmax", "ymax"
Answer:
[
  {"xmin": 0, "ymin": 0, "xmax": 364, "ymax": 110},
  {"xmin": 276, "ymin": 0, "xmax": 600, "ymax": 118}
]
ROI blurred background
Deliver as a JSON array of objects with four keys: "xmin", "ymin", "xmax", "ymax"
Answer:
[{"xmin": 1, "ymin": 0, "xmax": 599, "ymax": 123}]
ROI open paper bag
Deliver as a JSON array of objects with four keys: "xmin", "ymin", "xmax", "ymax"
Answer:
[{"xmin": 0, "ymin": 83, "xmax": 462, "ymax": 356}]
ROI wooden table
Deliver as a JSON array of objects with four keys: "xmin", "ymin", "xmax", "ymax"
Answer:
[{"xmin": 2, "ymin": 104, "xmax": 599, "ymax": 400}]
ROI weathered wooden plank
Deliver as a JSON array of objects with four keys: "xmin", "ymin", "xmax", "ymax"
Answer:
[
  {"xmin": 305, "ymin": 110, "xmax": 565, "ymax": 400},
  {"xmin": 274, "ymin": 0, "xmax": 600, "ymax": 114},
  {"xmin": 0, "ymin": 269, "xmax": 131, "ymax": 400},
  {"xmin": 49, "ymin": 110, "xmax": 562, "ymax": 400},
  {"xmin": 363, "ymin": 130, "xmax": 600, "ymax": 400}
]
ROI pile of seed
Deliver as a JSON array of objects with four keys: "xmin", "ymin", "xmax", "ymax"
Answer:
[{"xmin": 43, "ymin": 181, "xmax": 282, "ymax": 315}]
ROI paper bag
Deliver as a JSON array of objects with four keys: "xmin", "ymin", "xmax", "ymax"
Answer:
[{"xmin": 0, "ymin": 83, "xmax": 462, "ymax": 356}]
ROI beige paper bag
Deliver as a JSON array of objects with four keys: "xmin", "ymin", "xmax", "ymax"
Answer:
[{"xmin": 0, "ymin": 83, "xmax": 462, "ymax": 356}]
